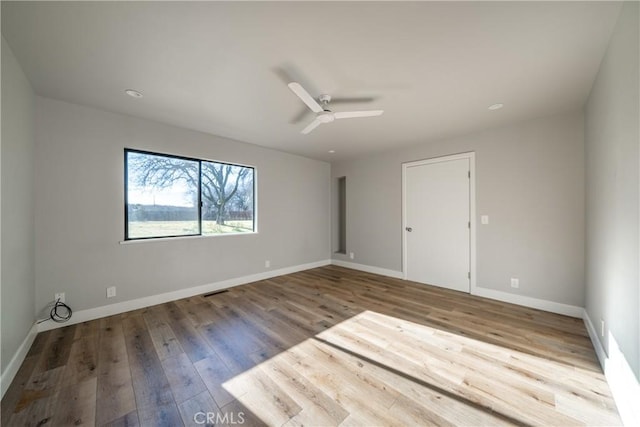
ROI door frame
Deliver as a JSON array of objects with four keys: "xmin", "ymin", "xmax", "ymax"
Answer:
[{"xmin": 402, "ymin": 152, "xmax": 476, "ymax": 293}]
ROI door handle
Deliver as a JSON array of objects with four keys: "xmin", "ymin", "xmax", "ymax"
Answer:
[{"xmin": 405, "ymin": 227, "xmax": 413, "ymax": 232}]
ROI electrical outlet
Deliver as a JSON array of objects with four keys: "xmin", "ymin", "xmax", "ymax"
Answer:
[
  {"xmin": 510, "ymin": 278, "xmax": 519, "ymax": 288},
  {"xmin": 600, "ymin": 319, "xmax": 605, "ymax": 337},
  {"xmin": 349, "ymin": 252, "xmax": 355, "ymax": 260},
  {"xmin": 54, "ymin": 292, "xmax": 65, "ymax": 303},
  {"xmin": 106, "ymin": 286, "xmax": 116, "ymax": 298},
  {"xmin": 265, "ymin": 260, "xmax": 270, "ymax": 268}
]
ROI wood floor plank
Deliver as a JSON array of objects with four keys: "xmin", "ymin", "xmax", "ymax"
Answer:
[
  {"xmin": 51, "ymin": 377, "xmax": 97, "ymax": 426},
  {"xmin": 278, "ymin": 345, "xmax": 402, "ymax": 426},
  {"xmin": 177, "ymin": 390, "xmax": 219, "ymax": 427},
  {"xmin": 219, "ymin": 299, "xmax": 297, "ymax": 355},
  {"xmin": 6, "ymin": 387, "xmax": 59, "ymax": 427},
  {"xmin": 162, "ymin": 352, "xmax": 207, "ymax": 404},
  {"xmin": 9, "ymin": 364, "xmax": 66, "ymax": 426},
  {"xmin": 222, "ymin": 368, "xmax": 302, "ymax": 426},
  {"xmin": 100, "ymin": 410, "xmax": 140, "ymax": 427},
  {"xmin": 197, "ymin": 321, "xmax": 259, "ymax": 375},
  {"xmin": 250, "ymin": 350, "xmax": 350, "ymax": 426},
  {"xmin": 74, "ymin": 320, "xmax": 100, "ymax": 340},
  {"xmin": 60, "ymin": 333, "xmax": 99, "ymax": 387},
  {"xmin": 178, "ymin": 301, "xmax": 223, "ymax": 329},
  {"xmin": 301, "ymin": 339, "xmax": 401, "ymax": 410},
  {"xmin": 387, "ymin": 394, "xmax": 457, "ymax": 427},
  {"xmin": 157, "ymin": 302, "xmax": 214, "ymax": 363},
  {"xmin": 36, "ymin": 324, "xmax": 77, "ymax": 372},
  {"xmin": 1, "ymin": 265, "xmax": 622, "ymax": 426},
  {"xmin": 201, "ymin": 301, "xmax": 264, "ymax": 355},
  {"xmin": 142, "ymin": 306, "xmax": 184, "ymax": 361},
  {"xmin": 193, "ymin": 353, "xmax": 239, "ymax": 408},
  {"xmin": 334, "ymin": 338, "xmax": 513, "ymax": 426},
  {"xmin": 121, "ymin": 314, "xmax": 177, "ymax": 424},
  {"xmin": 95, "ymin": 315, "xmax": 137, "ymax": 426},
  {"xmin": 218, "ymin": 399, "xmax": 268, "ymax": 427},
  {"xmin": 0, "ymin": 355, "xmax": 39, "ymax": 426},
  {"xmin": 137, "ymin": 402, "xmax": 183, "ymax": 427},
  {"xmin": 25, "ymin": 330, "xmax": 50, "ymax": 358}
]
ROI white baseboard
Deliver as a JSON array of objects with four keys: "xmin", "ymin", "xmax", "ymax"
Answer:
[
  {"xmin": 330, "ymin": 259, "xmax": 403, "ymax": 279},
  {"xmin": 37, "ymin": 259, "xmax": 331, "ymax": 333},
  {"xmin": 583, "ymin": 310, "xmax": 640, "ymax": 427},
  {"xmin": 1, "ymin": 323, "xmax": 38, "ymax": 399},
  {"xmin": 583, "ymin": 310, "xmax": 608, "ymax": 366},
  {"xmin": 471, "ymin": 286, "xmax": 583, "ymax": 318}
]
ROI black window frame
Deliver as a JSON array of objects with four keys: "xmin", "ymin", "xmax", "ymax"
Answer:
[{"xmin": 124, "ymin": 148, "xmax": 256, "ymax": 241}]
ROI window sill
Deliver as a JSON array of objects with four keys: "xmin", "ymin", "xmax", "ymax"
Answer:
[{"xmin": 119, "ymin": 231, "xmax": 258, "ymax": 245}]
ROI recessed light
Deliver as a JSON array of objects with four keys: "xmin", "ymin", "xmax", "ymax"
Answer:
[
  {"xmin": 328, "ymin": 150, "xmax": 336, "ymax": 154},
  {"xmin": 488, "ymin": 103, "xmax": 504, "ymax": 110},
  {"xmin": 125, "ymin": 89, "xmax": 143, "ymax": 98}
]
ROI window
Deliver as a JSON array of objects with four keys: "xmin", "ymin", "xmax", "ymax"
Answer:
[{"xmin": 125, "ymin": 149, "xmax": 255, "ymax": 240}]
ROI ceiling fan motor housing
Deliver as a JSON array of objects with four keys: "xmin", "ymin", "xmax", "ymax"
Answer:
[{"xmin": 319, "ymin": 94, "xmax": 332, "ymax": 112}]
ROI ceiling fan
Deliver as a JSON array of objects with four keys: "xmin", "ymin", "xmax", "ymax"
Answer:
[{"xmin": 288, "ymin": 82, "xmax": 383, "ymax": 134}]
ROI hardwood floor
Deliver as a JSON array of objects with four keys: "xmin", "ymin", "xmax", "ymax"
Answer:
[{"xmin": 1, "ymin": 266, "xmax": 621, "ymax": 426}]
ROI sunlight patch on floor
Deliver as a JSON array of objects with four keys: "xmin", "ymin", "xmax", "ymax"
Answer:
[{"xmin": 222, "ymin": 310, "xmax": 620, "ymax": 426}]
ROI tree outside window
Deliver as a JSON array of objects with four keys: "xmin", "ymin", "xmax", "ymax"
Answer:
[{"xmin": 125, "ymin": 150, "xmax": 255, "ymax": 240}]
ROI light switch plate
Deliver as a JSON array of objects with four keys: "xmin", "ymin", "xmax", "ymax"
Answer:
[{"xmin": 481, "ymin": 215, "xmax": 489, "ymax": 225}]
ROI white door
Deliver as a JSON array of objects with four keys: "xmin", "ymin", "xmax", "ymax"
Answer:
[{"xmin": 404, "ymin": 156, "xmax": 471, "ymax": 292}]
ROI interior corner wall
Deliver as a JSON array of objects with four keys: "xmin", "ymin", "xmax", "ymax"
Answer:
[
  {"xmin": 34, "ymin": 97, "xmax": 331, "ymax": 316},
  {"xmin": 331, "ymin": 111, "xmax": 585, "ymax": 307},
  {"xmin": 585, "ymin": 1, "xmax": 639, "ymax": 381},
  {"xmin": 1, "ymin": 37, "xmax": 36, "ymax": 374}
]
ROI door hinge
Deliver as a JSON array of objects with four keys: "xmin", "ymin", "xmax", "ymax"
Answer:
[
  {"xmin": 468, "ymin": 272, "xmax": 471, "ymax": 279},
  {"xmin": 468, "ymin": 171, "xmax": 471, "ymax": 178},
  {"xmin": 468, "ymin": 221, "xmax": 470, "ymax": 228}
]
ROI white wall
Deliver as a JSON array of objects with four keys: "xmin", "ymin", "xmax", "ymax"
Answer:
[
  {"xmin": 1, "ymin": 37, "xmax": 36, "ymax": 374},
  {"xmin": 332, "ymin": 111, "xmax": 585, "ymax": 307},
  {"xmin": 585, "ymin": 1, "xmax": 639, "ymax": 381},
  {"xmin": 34, "ymin": 97, "xmax": 331, "ymax": 314}
]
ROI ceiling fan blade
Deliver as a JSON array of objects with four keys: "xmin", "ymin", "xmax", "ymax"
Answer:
[
  {"xmin": 334, "ymin": 110, "xmax": 384, "ymax": 119},
  {"xmin": 330, "ymin": 96, "xmax": 377, "ymax": 105},
  {"xmin": 301, "ymin": 117, "xmax": 323, "ymax": 134},
  {"xmin": 288, "ymin": 82, "xmax": 323, "ymax": 113}
]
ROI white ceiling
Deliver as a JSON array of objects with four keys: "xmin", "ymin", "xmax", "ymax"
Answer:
[{"xmin": 2, "ymin": 1, "xmax": 622, "ymax": 162}]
